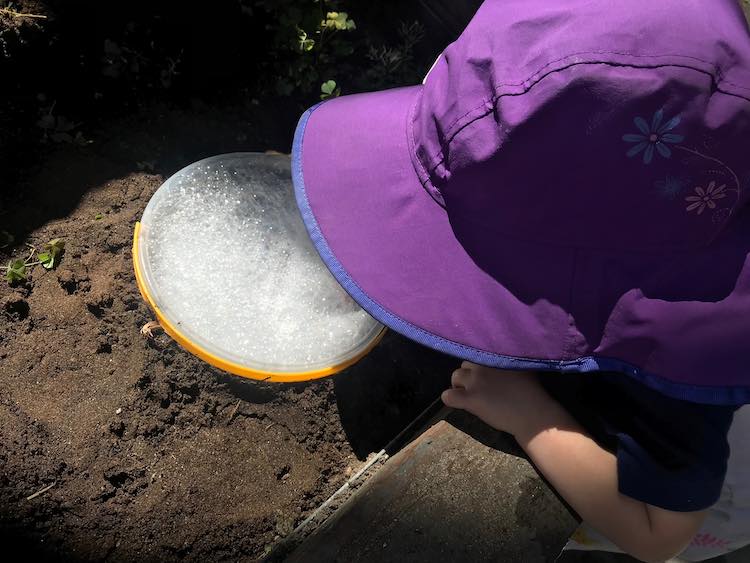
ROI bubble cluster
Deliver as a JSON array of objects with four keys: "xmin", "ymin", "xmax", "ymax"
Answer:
[{"xmin": 139, "ymin": 153, "xmax": 382, "ymax": 373}]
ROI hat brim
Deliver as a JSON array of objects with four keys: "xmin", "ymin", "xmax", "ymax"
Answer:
[
  {"xmin": 294, "ymin": 86, "xmax": 587, "ymax": 364},
  {"xmin": 292, "ymin": 86, "xmax": 750, "ymax": 404}
]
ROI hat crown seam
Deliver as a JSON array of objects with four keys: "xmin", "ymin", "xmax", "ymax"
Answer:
[{"xmin": 417, "ymin": 51, "xmax": 750, "ymax": 178}]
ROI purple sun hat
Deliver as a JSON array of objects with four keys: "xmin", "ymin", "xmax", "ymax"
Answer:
[{"xmin": 292, "ymin": 0, "xmax": 750, "ymax": 405}]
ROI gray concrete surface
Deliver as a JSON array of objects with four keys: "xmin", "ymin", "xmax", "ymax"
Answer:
[{"xmin": 286, "ymin": 410, "xmax": 578, "ymax": 562}]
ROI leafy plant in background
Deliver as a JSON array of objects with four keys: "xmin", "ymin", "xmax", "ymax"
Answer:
[
  {"xmin": 1, "ymin": 237, "xmax": 65, "ymax": 283},
  {"xmin": 247, "ymin": 0, "xmax": 358, "ymax": 98},
  {"xmin": 101, "ymin": 35, "xmax": 183, "ymax": 90},
  {"xmin": 245, "ymin": 0, "xmax": 429, "ymax": 101},
  {"xmin": 364, "ymin": 21, "xmax": 425, "ymax": 91},
  {"xmin": 320, "ymin": 79, "xmax": 339, "ymax": 100}
]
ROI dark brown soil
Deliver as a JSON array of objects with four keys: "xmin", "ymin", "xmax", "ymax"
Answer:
[{"xmin": 0, "ymin": 102, "xmax": 455, "ymax": 562}]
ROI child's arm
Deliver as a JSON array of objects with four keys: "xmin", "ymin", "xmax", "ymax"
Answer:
[
  {"xmin": 516, "ymin": 398, "xmax": 707, "ymax": 563},
  {"xmin": 442, "ymin": 365, "xmax": 709, "ymax": 563}
]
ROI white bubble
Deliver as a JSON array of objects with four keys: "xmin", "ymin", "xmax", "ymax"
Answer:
[{"xmin": 138, "ymin": 153, "xmax": 382, "ymax": 373}]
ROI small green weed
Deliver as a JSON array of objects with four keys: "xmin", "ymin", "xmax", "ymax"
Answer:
[
  {"xmin": 4, "ymin": 258, "xmax": 25, "ymax": 283},
  {"xmin": 251, "ymin": 0, "xmax": 358, "ymax": 98},
  {"xmin": 320, "ymin": 79, "xmax": 340, "ymax": 100},
  {"xmin": 1, "ymin": 237, "xmax": 65, "ymax": 283},
  {"xmin": 37, "ymin": 238, "xmax": 64, "ymax": 270}
]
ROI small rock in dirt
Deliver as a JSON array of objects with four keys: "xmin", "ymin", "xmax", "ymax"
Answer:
[{"xmin": 115, "ymin": 408, "xmax": 122, "ymax": 415}]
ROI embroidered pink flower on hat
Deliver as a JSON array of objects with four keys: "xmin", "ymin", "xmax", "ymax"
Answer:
[{"xmin": 685, "ymin": 181, "xmax": 727, "ymax": 215}]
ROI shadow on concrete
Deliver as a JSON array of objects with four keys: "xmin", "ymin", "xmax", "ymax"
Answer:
[{"xmin": 333, "ymin": 331, "xmax": 457, "ymax": 459}]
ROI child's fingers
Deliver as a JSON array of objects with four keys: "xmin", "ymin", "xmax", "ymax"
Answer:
[
  {"xmin": 441, "ymin": 387, "xmax": 468, "ymax": 409},
  {"xmin": 451, "ymin": 367, "xmax": 471, "ymax": 389}
]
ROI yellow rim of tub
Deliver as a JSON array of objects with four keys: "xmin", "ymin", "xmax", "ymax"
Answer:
[{"xmin": 132, "ymin": 222, "xmax": 386, "ymax": 382}]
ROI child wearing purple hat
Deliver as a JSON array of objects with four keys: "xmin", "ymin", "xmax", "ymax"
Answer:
[{"xmin": 292, "ymin": 0, "xmax": 750, "ymax": 560}]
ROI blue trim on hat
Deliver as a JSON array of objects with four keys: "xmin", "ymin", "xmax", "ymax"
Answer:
[{"xmin": 292, "ymin": 103, "xmax": 750, "ymax": 406}]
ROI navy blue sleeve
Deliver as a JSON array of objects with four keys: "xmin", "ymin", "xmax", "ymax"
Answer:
[
  {"xmin": 540, "ymin": 372, "xmax": 736, "ymax": 512},
  {"xmin": 609, "ymin": 377, "xmax": 736, "ymax": 512}
]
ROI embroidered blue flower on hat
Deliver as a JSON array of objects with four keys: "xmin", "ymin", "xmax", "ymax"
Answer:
[{"xmin": 623, "ymin": 109, "xmax": 684, "ymax": 164}]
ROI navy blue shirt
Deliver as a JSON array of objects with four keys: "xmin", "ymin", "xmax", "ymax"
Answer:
[{"xmin": 540, "ymin": 372, "xmax": 737, "ymax": 512}]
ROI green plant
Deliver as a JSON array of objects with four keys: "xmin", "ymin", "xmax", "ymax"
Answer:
[
  {"xmin": 250, "ymin": 0, "xmax": 358, "ymax": 98},
  {"xmin": 364, "ymin": 21, "xmax": 425, "ymax": 90},
  {"xmin": 4, "ymin": 258, "xmax": 25, "ymax": 283},
  {"xmin": 320, "ymin": 79, "xmax": 339, "ymax": 100},
  {"xmin": 37, "ymin": 238, "xmax": 64, "ymax": 269},
  {"xmin": 1, "ymin": 238, "xmax": 65, "ymax": 283}
]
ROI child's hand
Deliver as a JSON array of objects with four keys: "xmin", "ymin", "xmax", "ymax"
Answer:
[{"xmin": 441, "ymin": 361, "xmax": 553, "ymax": 438}]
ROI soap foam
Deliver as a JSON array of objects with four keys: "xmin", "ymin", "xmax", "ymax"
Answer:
[{"xmin": 141, "ymin": 153, "xmax": 381, "ymax": 372}]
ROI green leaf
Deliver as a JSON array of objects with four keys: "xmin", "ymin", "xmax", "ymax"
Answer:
[
  {"xmin": 38, "ymin": 252, "xmax": 54, "ymax": 269},
  {"xmin": 320, "ymin": 80, "xmax": 340, "ymax": 100},
  {"xmin": 297, "ymin": 29, "xmax": 315, "ymax": 52},
  {"xmin": 46, "ymin": 238, "xmax": 65, "ymax": 255},
  {"xmin": 42, "ymin": 238, "xmax": 65, "ymax": 269},
  {"xmin": 6, "ymin": 259, "xmax": 26, "ymax": 283},
  {"xmin": 94, "ymin": 213, "xmax": 103, "ymax": 220},
  {"xmin": 324, "ymin": 12, "xmax": 355, "ymax": 32}
]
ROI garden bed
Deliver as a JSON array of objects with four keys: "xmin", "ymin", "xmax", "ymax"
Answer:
[{"xmin": 0, "ymin": 100, "xmax": 455, "ymax": 561}]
